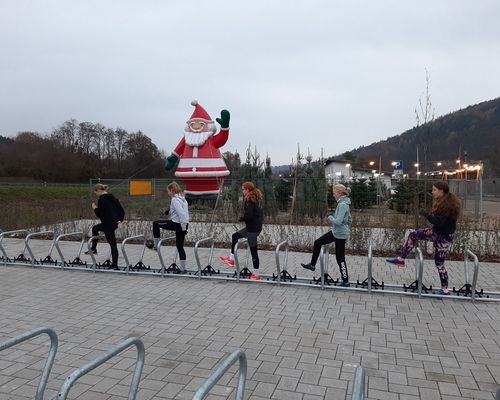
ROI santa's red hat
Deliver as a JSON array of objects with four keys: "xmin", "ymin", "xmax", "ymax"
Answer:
[{"xmin": 188, "ymin": 100, "xmax": 213, "ymax": 122}]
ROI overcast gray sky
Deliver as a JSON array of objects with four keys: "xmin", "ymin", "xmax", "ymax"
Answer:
[{"xmin": 1, "ymin": 0, "xmax": 499, "ymax": 165}]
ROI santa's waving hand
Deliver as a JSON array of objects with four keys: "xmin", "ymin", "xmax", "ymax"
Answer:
[{"xmin": 165, "ymin": 101, "xmax": 231, "ymax": 197}]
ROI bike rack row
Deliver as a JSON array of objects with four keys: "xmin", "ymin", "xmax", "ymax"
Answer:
[
  {"xmin": 0, "ymin": 327, "xmax": 247, "ymax": 400},
  {"xmin": 1, "ymin": 229, "xmax": 500, "ymax": 302},
  {"xmin": 1, "ymin": 327, "xmax": 369, "ymax": 400}
]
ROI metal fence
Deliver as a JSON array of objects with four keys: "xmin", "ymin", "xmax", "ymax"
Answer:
[{"xmin": 1, "ymin": 177, "xmax": 498, "ymax": 234}]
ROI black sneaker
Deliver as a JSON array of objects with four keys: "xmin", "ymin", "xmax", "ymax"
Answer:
[
  {"xmin": 301, "ymin": 263, "xmax": 315, "ymax": 271},
  {"xmin": 85, "ymin": 249, "xmax": 97, "ymax": 255},
  {"xmin": 339, "ymin": 281, "xmax": 350, "ymax": 287},
  {"xmin": 145, "ymin": 240, "xmax": 157, "ymax": 251}
]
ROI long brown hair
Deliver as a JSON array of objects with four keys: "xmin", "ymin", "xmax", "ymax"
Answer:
[
  {"xmin": 432, "ymin": 181, "xmax": 460, "ymax": 219},
  {"xmin": 242, "ymin": 181, "xmax": 263, "ymax": 203}
]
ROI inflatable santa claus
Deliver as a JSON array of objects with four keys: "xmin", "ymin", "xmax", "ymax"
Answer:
[{"xmin": 165, "ymin": 100, "xmax": 230, "ymax": 199}]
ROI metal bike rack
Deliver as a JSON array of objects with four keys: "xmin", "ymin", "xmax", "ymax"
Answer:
[
  {"xmin": 194, "ymin": 235, "xmax": 217, "ymax": 279},
  {"xmin": 122, "ymin": 234, "xmax": 148, "ymax": 273},
  {"xmin": 25, "ymin": 231, "xmax": 56, "ymax": 267},
  {"xmin": 414, "ymin": 248, "xmax": 423, "ymax": 298},
  {"xmin": 453, "ymin": 249, "xmax": 482, "ymax": 299},
  {"xmin": 351, "ymin": 367, "xmax": 365, "ymax": 400},
  {"xmin": 54, "ymin": 231, "xmax": 85, "ymax": 269},
  {"xmin": 57, "ymin": 337, "xmax": 145, "ymax": 400},
  {"xmin": 467, "ymin": 250, "xmax": 480, "ymax": 302},
  {"xmin": 86, "ymin": 235, "xmax": 115, "ymax": 271},
  {"xmin": 193, "ymin": 350, "xmax": 247, "ymax": 400},
  {"xmin": 234, "ymin": 238, "xmax": 251, "ymax": 282},
  {"xmin": 157, "ymin": 235, "xmax": 181, "ymax": 276},
  {"xmin": 318, "ymin": 244, "xmax": 338, "ymax": 289},
  {"xmin": 274, "ymin": 240, "xmax": 292, "ymax": 285},
  {"xmin": 356, "ymin": 245, "xmax": 384, "ymax": 292},
  {"xmin": 0, "ymin": 229, "xmax": 29, "ymax": 266},
  {"xmin": 4, "ymin": 227, "xmax": 500, "ymax": 302},
  {"xmin": 0, "ymin": 327, "xmax": 58, "ymax": 400}
]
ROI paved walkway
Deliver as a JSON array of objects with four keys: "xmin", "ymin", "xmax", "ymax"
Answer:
[{"xmin": 1, "ymin": 239, "xmax": 500, "ymax": 399}]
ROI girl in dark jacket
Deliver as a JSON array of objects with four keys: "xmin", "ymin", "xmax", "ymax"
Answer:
[
  {"xmin": 386, "ymin": 181, "xmax": 460, "ymax": 295},
  {"xmin": 220, "ymin": 182, "xmax": 263, "ymax": 278},
  {"xmin": 85, "ymin": 183, "xmax": 125, "ymax": 269}
]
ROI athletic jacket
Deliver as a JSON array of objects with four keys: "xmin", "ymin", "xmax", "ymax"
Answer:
[
  {"xmin": 421, "ymin": 211, "xmax": 456, "ymax": 235},
  {"xmin": 168, "ymin": 194, "xmax": 190, "ymax": 231},
  {"xmin": 239, "ymin": 201, "xmax": 263, "ymax": 232},
  {"xmin": 328, "ymin": 196, "xmax": 352, "ymax": 239},
  {"xmin": 94, "ymin": 193, "xmax": 125, "ymax": 230}
]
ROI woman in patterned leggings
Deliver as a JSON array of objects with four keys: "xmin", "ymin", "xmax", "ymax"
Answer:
[{"xmin": 386, "ymin": 181, "xmax": 461, "ymax": 295}]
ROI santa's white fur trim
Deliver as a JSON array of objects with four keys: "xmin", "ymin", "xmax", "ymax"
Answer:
[
  {"xmin": 175, "ymin": 170, "xmax": 230, "ymax": 178},
  {"xmin": 185, "ymin": 189, "xmax": 222, "ymax": 195},
  {"xmin": 191, "ymin": 100, "xmax": 198, "ymax": 106}
]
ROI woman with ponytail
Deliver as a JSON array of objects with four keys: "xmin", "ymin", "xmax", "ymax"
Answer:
[
  {"xmin": 386, "ymin": 181, "xmax": 461, "ymax": 295},
  {"xmin": 301, "ymin": 184, "xmax": 352, "ymax": 287},
  {"xmin": 86, "ymin": 183, "xmax": 125, "ymax": 270},
  {"xmin": 220, "ymin": 181, "xmax": 263, "ymax": 279}
]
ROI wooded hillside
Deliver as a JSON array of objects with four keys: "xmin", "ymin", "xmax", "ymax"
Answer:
[{"xmin": 343, "ymin": 97, "xmax": 500, "ymax": 177}]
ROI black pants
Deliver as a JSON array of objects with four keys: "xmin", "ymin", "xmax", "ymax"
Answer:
[
  {"xmin": 153, "ymin": 219, "xmax": 188, "ymax": 260},
  {"xmin": 91, "ymin": 223, "xmax": 118, "ymax": 267},
  {"xmin": 310, "ymin": 231, "xmax": 348, "ymax": 282},
  {"xmin": 231, "ymin": 229, "xmax": 261, "ymax": 269}
]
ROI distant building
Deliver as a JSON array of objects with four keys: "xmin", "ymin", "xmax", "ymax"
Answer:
[
  {"xmin": 324, "ymin": 158, "xmax": 352, "ymax": 183},
  {"xmin": 324, "ymin": 157, "xmax": 393, "ymax": 188}
]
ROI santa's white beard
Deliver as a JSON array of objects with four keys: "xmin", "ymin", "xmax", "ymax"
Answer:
[{"xmin": 184, "ymin": 131, "xmax": 213, "ymax": 146}]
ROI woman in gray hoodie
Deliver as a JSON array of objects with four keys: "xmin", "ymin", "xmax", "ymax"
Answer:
[
  {"xmin": 147, "ymin": 181, "xmax": 189, "ymax": 271},
  {"xmin": 301, "ymin": 184, "xmax": 352, "ymax": 286}
]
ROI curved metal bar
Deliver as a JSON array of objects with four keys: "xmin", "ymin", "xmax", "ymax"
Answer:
[
  {"xmin": 194, "ymin": 235, "xmax": 215, "ymax": 280},
  {"xmin": 86, "ymin": 235, "xmax": 102, "ymax": 271},
  {"xmin": 157, "ymin": 235, "xmax": 177, "ymax": 277},
  {"xmin": 0, "ymin": 326, "xmax": 58, "ymax": 400},
  {"xmin": 234, "ymin": 238, "xmax": 248, "ymax": 282},
  {"xmin": 466, "ymin": 249, "xmax": 479, "ymax": 302},
  {"xmin": 367, "ymin": 245, "xmax": 373, "ymax": 293},
  {"xmin": 351, "ymin": 366, "xmax": 365, "ymax": 400},
  {"xmin": 415, "ymin": 248, "xmax": 424, "ymax": 298},
  {"xmin": 121, "ymin": 235, "xmax": 146, "ymax": 274},
  {"xmin": 319, "ymin": 244, "xmax": 330, "ymax": 289},
  {"xmin": 463, "ymin": 250, "xmax": 470, "ymax": 285},
  {"xmin": 57, "ymin": 337, "xmax": 145, "ymax": 400},
  {"xmin": 274, "ymin": 240, "xmax": 289, "ymax": 286},
  {"xmin": 25, "ymin": 231, "xmax": 55, "ymax": 267},
  {"xmin": 0, "ymin": 229, "xmax": 29, "ymax": 266},
  {"xmin": 193, "ymin": 350, "xmax": 247, "ymax": 400},
  {"xmin": 54, "ymin": 232, "xmax": 84, "ymax": 269}
]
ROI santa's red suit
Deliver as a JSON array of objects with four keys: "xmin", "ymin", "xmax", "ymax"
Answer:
[{"xmin": 171, "ymin": 101, "xmax": 230, "ymax": 196}]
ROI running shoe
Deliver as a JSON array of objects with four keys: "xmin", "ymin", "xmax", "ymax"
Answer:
[
  {"xmin": 386, "ymin": 258, "xmax": 405, "ymax": 267},
  {"xmin": 219, "ymin": 255, "xmax": 235, "ymax": 267},
  {"xmin": 249, "ymin": 274, "xmax": 262, "ymax": 280},
  {"xmin": 145, "ymin": 240, "xmax": 157, "ymax": 251},
  {"xmin": 84, "ymin": 249, "xmax": 97, "ymax": 255},
  {"xmin": 301, "ymin": 263, "xmax": 315, "ymax": 271},
  {"xmin": 435, "ymin": 288, "xmax": 450, "ymax": 295}
]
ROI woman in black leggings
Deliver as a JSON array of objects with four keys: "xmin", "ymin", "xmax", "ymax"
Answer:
[
  {"xmin": 301, "ymin": 184, "xmax": 352, "ymax": 286},
  {"xmin": 147, "ymin": 182, "xmax": 189, "ymax": 272},
  {"xmin": 220, "ymin": 181, "xmax": 263, "ymax": 279},
  {"xmin": 86, "ymin": 183, "xmax": 125, "ymax": 269}
]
